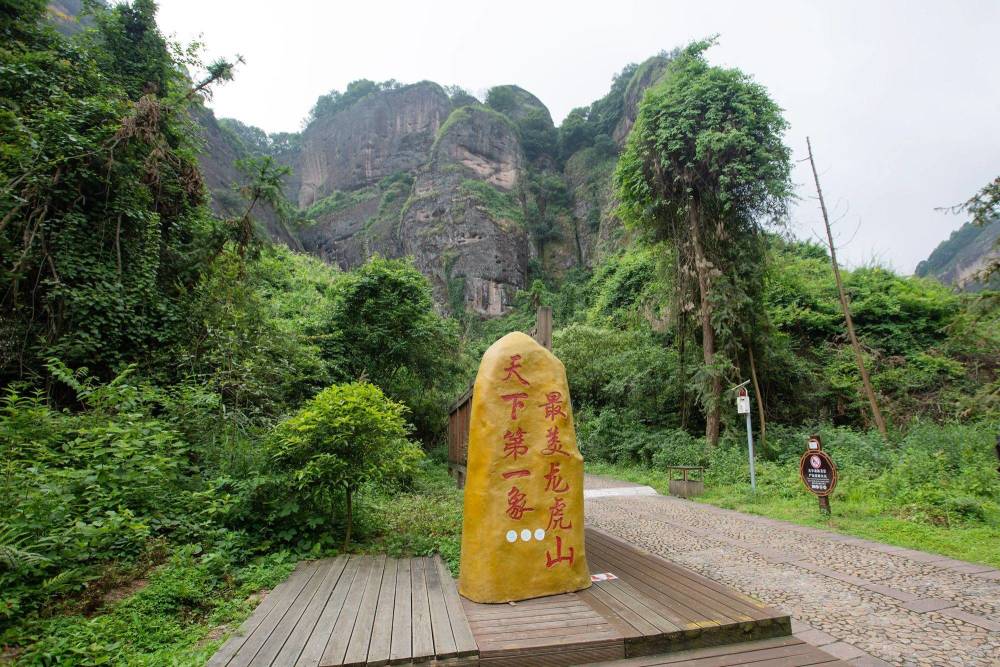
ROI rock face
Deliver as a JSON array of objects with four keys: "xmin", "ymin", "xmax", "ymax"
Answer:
[
  {"xmin": 399, "ymin": 106, "xmax": 529, "ymax": 315},
  {"xmin": 613, "ymin": 55, "xmax": 671, "ymax": 146},
  {"xmin": 915, "ymin": 219, "xmax": 1000, "ymax": 291},
  {"xmin": 296, "ymin": 82, "xmax": 451, "ymax": 207},
  {"xmin": 196, "ymin": 55, "xmax": 678, "ymax": 315}
]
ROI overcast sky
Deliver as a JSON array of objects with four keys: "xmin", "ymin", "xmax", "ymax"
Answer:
[{"xmin": 155, "ymin": 0, "xmax": 999, "ymax": 273}]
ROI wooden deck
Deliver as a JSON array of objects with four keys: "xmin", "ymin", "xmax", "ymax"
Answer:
[
  {"xmin": 461, "ymin": 529, "xmax": 791, "ymax": 666},
  {"xmin": 580, "ymin": 636, "xmax": 849, "ymax": 666},
  {"xmin": 208, "ymin": 554, "xmax": 476, "ymax": 667},
  {"xmin": 208, "ymin": 529, "xmax": 836, "ymax": 667}
]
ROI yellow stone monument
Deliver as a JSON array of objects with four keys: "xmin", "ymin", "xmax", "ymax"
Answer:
[{"xmin": 458, "ymin": 332, "xmax": 590, "ymax": 603}]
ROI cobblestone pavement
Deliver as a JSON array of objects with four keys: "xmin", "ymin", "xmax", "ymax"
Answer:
[{"xmin": 583, "ymin": 474, "xmax": 1000, "ymax": 667}]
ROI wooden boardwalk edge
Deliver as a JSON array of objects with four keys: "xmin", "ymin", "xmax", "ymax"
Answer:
[{"xmin": 208, "ymin": 530, "xmax": 807, "ymax": 666}]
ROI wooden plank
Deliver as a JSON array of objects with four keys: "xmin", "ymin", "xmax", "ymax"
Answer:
[
  {"xmin": 469, "ymin": 609, "xmax": 606, "ymax": 631},
  {"xmin": 587, "ymin": 552, "xmax": 703, "ymax": 629},
  {"xmin": 342, "ymin": 554, "xmax": 387, "ymax": 667},
  {"xmin": 322, "ymin": 555, "xmax": 376, "ymax": 666},
  {"xmin": 587, "ymin": 529, "xmax": 777, "ymax": 622},
  {"xmin": 586, "ymin": 544, "xmax": 734, "ymax": 626},
  {"xmin": 425, "ymin": 555, "xmax": 459, "ymax": 659},
  {"xmin": 207, "ymin": 563, "xmax": 312, "ymax": 667},
  {"xmin": 248, "ymin": 559, "xmax": 336, "ymax": 667},
  {"xmin": 478, "ymin": 629, "xmax": 623, "ymax": 655},
  {"xmin": 587, "ymin": 532, "xmax": 767, "ymax": 623},
  {"xmin": 296, "ymin": 556, "xmax": 361, "ymax": 667},
  {"xmin": 366, "ymin": 557, "xmax": 398, "ymax": 667},
  {"xmin": 410, "ymin": 557, "xmax": 436, "ymax": 661},
  {"xmin": 272, "ymin": 557, "xmax": 349, "ymax": 667},
  {"xmin": 466, "ymin": 603, "xmax": 593, "ymax": 623},
  {"xmin": 389, "ymin": 557, "xmax": 413, "ymax": 664},
  {"xmin": 579, "ymin": 636, "xmax": 848, "ymax": 666},
  {"xmin": 593, "ymin": 577, "xmax": 684, "ymax": 635},
  {"xmin": 228, "ymin": 562, "xmax": 324, "ymax": 667},
  {"xmin": 479, "ymin": 642, "xmax": 623, "ymax": 666},
  {"xmin": 475, "ymin": 614, "xmax": 619, "ymax": 642},
  {"xmin": 577, "ymin": 584, "xmax": 657, "ymax": 638},
  {"xmin": 434, "ymin": 556, "xmax": 477, "ymax": 658}
]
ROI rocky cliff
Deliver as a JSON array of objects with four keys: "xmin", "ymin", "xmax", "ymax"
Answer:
[
  {"xmin": 400, "ymin": 106, "xmax": 528, "ymax": 315},
  {"xmin": 199, "ymin": 57, "xmax": 675, "ymax": 315},
  {"xmin": 296, "ymin": 82, "xmax": 451, "ymax": 207},
  {"xmin": 915, "ymin": 219, "xmax": 1000, "ymax": 291}
]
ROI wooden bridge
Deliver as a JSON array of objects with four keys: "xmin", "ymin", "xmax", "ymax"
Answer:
[{"xmin": 208, "ymin": 528, "xmax": 847, "ymax": 667}]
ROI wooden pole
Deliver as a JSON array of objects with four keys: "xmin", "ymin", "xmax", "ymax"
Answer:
[
  {"xmin": 535, "ymin": 306, "xmax": 553, "ymax": 351},
  {"xmin": 806, "ymin": 137, "xmax": 889, "ymax": 442},
  {"xmin": 747, "ymin": 343, "xmax": 766, "ymax": 450}
]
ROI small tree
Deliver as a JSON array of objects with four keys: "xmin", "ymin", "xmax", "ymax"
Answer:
[{"xmin": 270, "ymin": 382, "xmax": 423, "ymax": 550}]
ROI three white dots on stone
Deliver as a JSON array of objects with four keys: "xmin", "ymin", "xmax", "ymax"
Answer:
[{"xmin": 506, "ymin": 528, "xmax": 545, "ymax": 543}]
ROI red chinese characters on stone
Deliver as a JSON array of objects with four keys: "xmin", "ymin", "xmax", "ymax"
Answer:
[
  {"xmin": 540, "ymin": 391, "xmax": 568, "ymax": 422},
  {"xmin": 541, "ymin": 426, "xmax": 569, "ymax": 456},
  {"xmin": 502, "ymin": 427, "xmax": 528, "ymax": 460},
  {"xmin": 546, "ymin": 496, "xmax": 572, "ymax": 531},
  {"xmin": 501, "ymin": 392, "xmax": 529, "ymax": 420},
  {"xmin": 543, "ymin": 461, "xmax": 570, "ymax": 493},
  {"xmin": 506, "ymin": 486, "xmax": 533, "ymax": 520},
  {"xmin": 502, "ymin": 354, "xmax": 530, "ymax": 386},
  {"xmin": 545, "ymin": 535, "xmax": 575, "ymax": 567},
  {"xmin": 501, "ymin": 469, "xmax": 530, "ymax": 479}
]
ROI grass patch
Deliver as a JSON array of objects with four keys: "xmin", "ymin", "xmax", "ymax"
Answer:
[
  {"xmin": 585, "ymin": 460, "xmax": 1000, "ymax": 568},
  {"xmin": 358, "ymin": 461, "xmax": 464, "ymax": 575},
  {"xmin": 460, "ymin": 180, "xmax": 523, "ymax": 224}
]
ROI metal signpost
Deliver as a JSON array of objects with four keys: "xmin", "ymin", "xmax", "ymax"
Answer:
[{"xmin": 734, "ymin": 381, "xmax": 756, "ymax": 492}]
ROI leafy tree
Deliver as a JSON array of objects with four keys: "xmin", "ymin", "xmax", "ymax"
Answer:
[
  {"xmin": 306, "ymin": 79, "xmax": 400, "ymax": 124},
  {"xmin": 615, "ymin": 39, "xmax": 792, "ymax": 446},
  {"xmin": 517, "ymin": 108, "xmax": 559, "ymax": 163},
  {"xmin": 947, "ymin": 175, "xmax": 1000, "ymax": 279},
  {"xmin": 0, "ymin": 0, "xmax": 238, "ymax": 385},
  {"xmin": 269, "ymin": 382, "xmax": 422, "ymax": 549},
  {"xmin": 328, "ymin": 256, "xmax": 462, "ymax": 442},
  {"xmin": 522, "ymin": 170, "xmax": 570, "ymax": 258},
  {"xmin": 231, "ymin": 155, "xmax": 292, "ymax": 255},
  {"xmin": 558, "ymin": 107, "xmax": 593, "ymax": 159},
  {"xmin": 91, "ymin": 0, "xmax": 172, "ymax": 99}
]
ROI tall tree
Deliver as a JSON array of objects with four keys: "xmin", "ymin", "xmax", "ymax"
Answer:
[{"xmin": 615, "ymin": 39, "xmax": 792, "ymax": 446}]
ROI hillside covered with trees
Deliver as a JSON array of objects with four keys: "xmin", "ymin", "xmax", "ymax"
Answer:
[{"xmin": 1, "ymin": 2, "xmax": 997, "ymax": 663}]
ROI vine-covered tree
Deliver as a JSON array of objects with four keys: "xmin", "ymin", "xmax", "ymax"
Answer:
[
  {"xmin": 0, "ymin": 0, "xmax": 239, "ymax": 384},
  {"xmin": 615, "ymin": 38, "xmax": 792, "ymax": 446}
]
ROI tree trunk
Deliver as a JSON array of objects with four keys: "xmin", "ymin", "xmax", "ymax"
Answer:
[
  {"xmin": 344, "ymin": 486, "xmax": 353, "ymax": 551},
  {"xmin": 747, "ymin": 343, "xmax": 766, "ymax": 450},
  {"xmin": 807, "ymin": 137, "xmax": 889, "ymax": 442},
  {"xmin": 689, "ymin": 202, "xmax": 721, "ymax": 447}
]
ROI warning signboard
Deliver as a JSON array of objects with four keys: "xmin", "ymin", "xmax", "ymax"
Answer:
[{"xmin": 736, "ymin": 387, "xmax": 750, "ymax": 414}]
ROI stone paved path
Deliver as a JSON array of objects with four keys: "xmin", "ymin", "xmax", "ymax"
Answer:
[{"xmin": 583, "ymin": 474, "xmax": 1000, "ymax": 667}]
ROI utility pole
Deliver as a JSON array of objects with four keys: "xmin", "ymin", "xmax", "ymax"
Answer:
[{"xmin": 806, "ymin": 137, "xmax": 889, "ymax": 442}]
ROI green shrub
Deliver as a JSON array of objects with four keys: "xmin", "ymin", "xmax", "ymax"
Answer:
[{"xmin": 266, "ymin": 382, "xmax": 424, "ymax": 551}]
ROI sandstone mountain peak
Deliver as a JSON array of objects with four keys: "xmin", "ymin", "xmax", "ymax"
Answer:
[{"xmin": 197, "ymin": 56, "xmax": 679, "ymax": 315}]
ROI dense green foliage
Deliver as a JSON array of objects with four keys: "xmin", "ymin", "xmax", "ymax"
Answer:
[
  {"xmin": 1, "ymin": 5, "xmax": 997, "ymax": 662},
  {"xmin": 268, "ymin": 382, "xmax": 423, "ymax": 549},
  {"xmin": 615, "ymin": 38, "xmax": 793, "ymax": 444},
  {"xmin": 0, "ymin": 4, "xmax": 464, "ymax": 660},
  {"xmin": 306, "ymin": 78, "xmax": 401, "ymax": 124}
]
